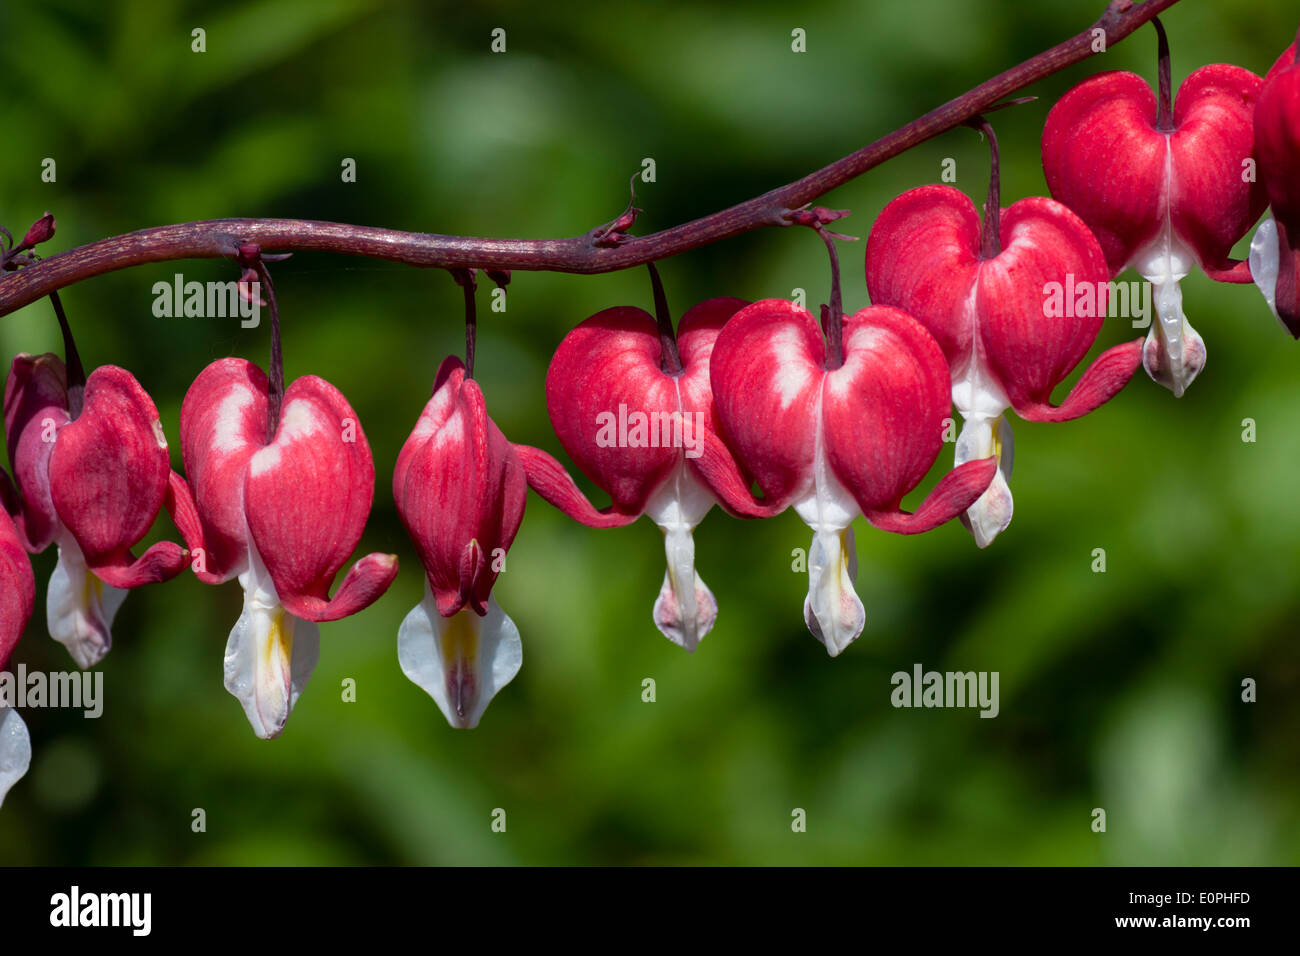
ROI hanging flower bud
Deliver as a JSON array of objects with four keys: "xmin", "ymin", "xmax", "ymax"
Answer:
[
  {"xmin": 394, "ymin": 357, "xmax": 526, "ymax": 729},
  {"xmin": 518, "ymin": 297, "xmax": 761, "ymax": 653},
  {"xmin": 708, "ymin": 300, "xmax": 996, "ymax": 656},
  {"xmin": 866, "ymin": 186, "xmax": 1143, "ymax": 547},
  {"xmin": 4, "ymin": 354, "xmax": 190, "ymax": 668},
  {"xmin": 173, "ymin": 358, "xmax": 398, "ymax": 739},
  {"xmin": 1042, "ymin": 48, "xmax": 1266, "ymax": 396}
]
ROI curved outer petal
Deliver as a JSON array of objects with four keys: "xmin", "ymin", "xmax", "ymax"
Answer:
[
  {"xmin": 1042, "ymin": 71, "xmax": 1166, "ymax": 274},
  {"xmin": 1256, "ymin": 44, "xmax": 1300, "ymax": 333},
  {"xmin": 1168, "ymin": 65, "xmax": 1268, "ymax": 273},
  {"xmin": 1015, "ymin": 340, "xmax": 1145, "ymax": 423},
  {"xmin": 544, "ymin": 306, "xmax": 681, "ymax": 517},
  {"xmin": 179, "ymin": 358, "xmax": 269, "ymax": 582},
  {"xmin": 1042, "ymin": 66, "xmax": 1265, "ymax": 276},
  {"xmin": 823, "ymin": 306, "xmax": 994, "ymax": 531},
  {"xmin": 674, "ymin": 297, "xmax": 749, "ymax": 439},
  {"xmin": 3, "ymin": 353, "xmax": 68, "ymax": 552},
  {"xmin": 709, "ymin": 299, "xmax": 825, "ymax": 512},
  {"xmin": 48, "ymin": 366, "xmax": 188, "ymax": 588},
  {"xmin": 514, "ymin": 444, "xmax": 640, "ymax": 528},
  {"xmin": 864, "ymin": 185, "xmax": 983, "ymax": 362},
  {"xmin": 244, "ymin": 374, "xmax": 397, "ymax": 623},
  {"xmin": 866, "ymin": 187, "xmax": 1141, "ymax": 423},
  {"xmin": 980, "ymin": 199, "xmax": 1109, "ymax": 408},
  {"xmin": 395, "ymin": 356, "xmax": 526, "ymax": 618}
]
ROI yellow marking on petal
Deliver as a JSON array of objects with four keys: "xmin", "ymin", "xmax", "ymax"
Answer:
[
  {"xmin": 441, "ymin": 609, "xmax": 479, "ymax": 670},
  {"xmin": 84, "ymin": 574, "xmax": 104, "ymax": 616},
  {"xmin": 264, "ymin": 609, "xmax": 293, "ymax": 673}
]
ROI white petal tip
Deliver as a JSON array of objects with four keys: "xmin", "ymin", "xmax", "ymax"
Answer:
[
  {"xmin": 803, "ymin": 597, "xmax": 864, "ymax": 657},
  {"xmin": 802, "ymin": 527, "xmax": 864, "ymax": 657},
  {"xmin": 399, "ymin": 591, "xmax": 521, "ymax": 730},
  {"xmin": 46, "ymin": 546, "xmax": 127, "ymax": 670},
  {"xmin": 652, "ymin": 571, "xmax": 717, "ymax": 653},
  {"xmin": 223, "ymin": 602, "xmax": 320, "ymax": 740},
  {"xmin": 962, "ymin": 469, "xmax": 1014, "ymax": 549},
  {"xmin": 1140, "ymin": 272, "xmax": 1204, "ymax": 397}
]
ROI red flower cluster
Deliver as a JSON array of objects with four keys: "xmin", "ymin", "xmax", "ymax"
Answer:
[{"xmin": 1, "ymin": 21, "xmax": 1296, "ymax": 812}]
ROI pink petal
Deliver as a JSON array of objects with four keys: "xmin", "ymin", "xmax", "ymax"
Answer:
[
  {"xmin": 977, "ymin": 198, "xmax": 1113, "ymax": 414},
  {"xmin": 544, "ymin": 306, "xmax": 680, "ymax": 515},
  {"xmin": 180, "ymin": 358, "xmax": 270, "ymax": 582},
  {"xmin": 48, "ymin": 366, "xmax": 186, "ymax": 587},
  {"xmin": 1042, "ymin": 66, "xmax": 1265, "ymax": 276},
  {"xmin": 821, "ymin": 306, "xmax": 959, "ymax": 517},
  {"xmin": 1169, "ymin": 65, "xmax": 1267, "ymax": 273},
  {"xmin": 3, "ymin": 353, "xmax": 68, "ymax": 552},
  {"xmin": 514, "ymin": 444, "xmax": 639, "ymax": 528},
  {"xmin": 1014, "ymin": 339, "xmax": 1144, "ymax": 423},
  {"xmin": 395, "ymin": 358, "xmax": 526, "ymax": 617},
  {"xmin": 674, "ymin": 296, "xmax": 749, "ymax": 432},
  {"xmin": 164, "ymin": 470, "xmax": 222, "ymax": 583},
  {"xmin": 1042, "ymin": 70, "xmax": 1173, "ymax": 275},
  {"xmin": 0, "ymin": 503, "xmax": 34, "ymax": 670},
  {"xmin": 865, "ymin": 457, "xmax": 998, "ymax": 535},
  {"xmin": 689, "ymin": 428, "xmax": 783, "ymax": 519},
  {"xmin": 864, "ymin": 185, "xmax": 982, "ymax": 362},
  {"xmin": 243, "ymin": 374, "xmax": 395, "ymax": 622},
  {"xmin": 867, "ymin": 188, "xmax": 1129, "ymax": 422},
  {"xmin": 709, "ymin": 299, "xmax": 824, "ymax": 511}
]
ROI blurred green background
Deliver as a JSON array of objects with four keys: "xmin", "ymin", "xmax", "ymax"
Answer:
[{"xmin": 1, "ymin": 0, "xmax": 1297, "ymax": 865}]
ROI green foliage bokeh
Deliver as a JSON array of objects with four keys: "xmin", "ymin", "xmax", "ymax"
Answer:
[{"xmin": 1, "ymin": 0, "xmax": 1297, "ymax": 865}]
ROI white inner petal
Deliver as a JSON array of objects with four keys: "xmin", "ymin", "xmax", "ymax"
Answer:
[
  {"xmin": 397, "ymin": 584, "xmax": 522, "ymax": 729},
  {"xmin": 223, "ymin": 538, "xmax": 321, "ymax": 739},
  {"xmin": 792, "ymin": 381, "xmax": 864, "ymax": 656},
  {"xmin": 955, "ymin": 413, "xmax": 1015, "ymax": 549},
  {"xmin": 949, "ymin": 276, "xmax": 1011, "ymax": 422},
  {"xmin": 645, "ymin": 465, "xmax": 717, "ymax": 652},
  {"xmin": 642, "ymin": 378, "xmax": 718, "ymax": 652},
  {"xmin": 0, "ymin": 706, "xmax": 31, "ymax": 809},
  {"xmin": 46, "ymin": 534, "xmax": 127, "ymax": 670},
  {"xmin": 801, "ymin": 526, "xmax": 864, "ymax": 658},
  {"xmin": 1132, "ymin": 135, "xmax": 1202, "ymax": 397},
  {"xmin": 1250, "ymin": 216, "xmax": 1281, "ymax": 324}
]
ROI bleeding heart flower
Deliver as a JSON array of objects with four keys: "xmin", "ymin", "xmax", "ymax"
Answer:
[
  {"xmin": 865, "ymin": 185, "xmax": 1143, "ymax": 547},
  {"xmin": 4, "ymin": 354, "xmax": 190, "ymax": 668},
  {"xmin": 0, "ymin": 478, "xmax": 35, "ymax": 809},
  {"xmin": 1249, "ymin": 39, "xmax": 1300, "ymax": 335},
  {"xmin": 173, "ymin": 358, "xmax": 398, "ymax": 739},
  {"xmin": 708, "ymin": 300, "xmax": 996, "ymax": 656},
  {"xmin": 394, "ymin": 356, "xmax": 526, "ymax": 729},
  {"xmin": 517, "ymin": 297, "xmax": 761, "ymax": 653},
  {"xmin": 1042, "ymin": 58, "xmax": 1266, "ymax": 396}
]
